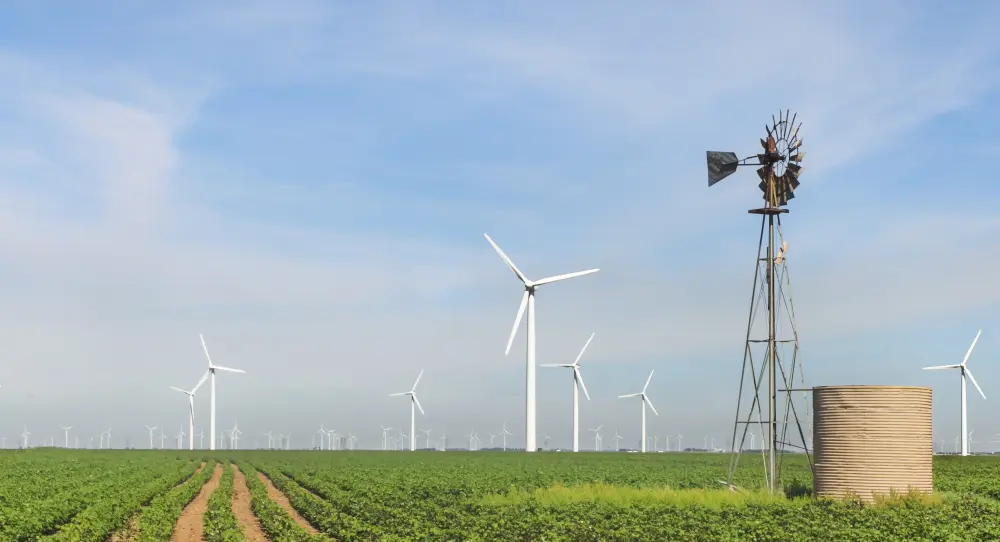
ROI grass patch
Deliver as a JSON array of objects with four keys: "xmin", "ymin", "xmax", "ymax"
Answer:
[
  {"xmin": 482, "ymin": 483, "xmax": 949, "ymax": 509},
  {"xmin": 481, "ymin": 482, "xmax": 790, "ymax": 508}
]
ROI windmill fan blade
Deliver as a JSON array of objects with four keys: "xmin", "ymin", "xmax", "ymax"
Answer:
[
  {"xmin": 789, "ymin": 176, "xmax": 801, "ymax": 190},
  {"xmin": 790, "ymin": 138, "xmax": 803, "ymax": 151},
  {"xmin": 766, "ymin": 136, "xmax": 776, "ymax": 153},
  {"xmin": 965, "ymin": 369, "xmax": 986, "ymax": 400},
  {"xmin": 707, "ymin": 152, "xmax": 740, "ymax": 186},
  {"xmin": 757, "ymin": 166, "xmax": 769, "ymax": 181},
  {"xmin": 575, "ymin": 367, "xmax": 591, "ymax": 401},
  {"xmin": 789, "ymin": 152, "xmax": 805, "ymax": 163},
  {"xmin": 787, "ymin": 163, "xmax": 802, "ymax": 175},
  {"xmin": 760, "ymin": 138, "xmax": 768, "ymax": 150},
  {"xmin": 505, "ymin": 291, "xmax": 529, "ymax": 355}
]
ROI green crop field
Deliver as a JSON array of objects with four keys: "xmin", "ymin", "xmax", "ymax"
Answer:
[{"xmin": 1, "ymin": 449, "xmax": 998, "ymax": 541}]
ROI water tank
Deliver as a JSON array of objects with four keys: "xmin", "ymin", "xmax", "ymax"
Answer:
[{"xmin": 813, "ymin": 385, "xmax": 932, "ymax": 501}]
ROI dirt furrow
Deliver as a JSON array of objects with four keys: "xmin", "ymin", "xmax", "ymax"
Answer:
[
  {"xmin": 108, "ymin": 462, "xmax": 207, "ymax": 542},
  {"xmin": 231, "ymin": 465, "xmax": 269, "ymax": 541},
  {"xmin": 170, "ymin": 463, "xmax": 223, "ymax": 541},
  {"xmin": 256, "ymin": 472, "xmax": 321, "ymax": 535}
]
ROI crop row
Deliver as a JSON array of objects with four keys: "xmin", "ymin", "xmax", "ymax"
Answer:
[
  {"xmin": 238, "ymin": 462, "xmax": 327, "ymax": 541},
  {"xmin": 204, "ymin": 462, "xmax": 244, "ymax": 542}
]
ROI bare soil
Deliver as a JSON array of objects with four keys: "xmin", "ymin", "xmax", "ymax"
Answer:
[
  {"xmin": 231, "ymin": 465, "xmax": 269, "ymax": 541},
  {"xmin": 170, "ymin": 463, "xmax": 223, "ymax": 541},
  {"xmin": 256, "ymin": 471, "xmax": 320, "ymax": 535},
  {"xmin": 108, "ymin": 462, "xmax": 207, "ymax": 542}
]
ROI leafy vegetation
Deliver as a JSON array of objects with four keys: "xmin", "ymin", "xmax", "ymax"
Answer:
[
  {"xmin": 2, "ymin": 448, "xmax": 999, "ymax": 541},
  {"xmin": 204, "ymin": 462, "xmax": 246, "ymax": 542}
]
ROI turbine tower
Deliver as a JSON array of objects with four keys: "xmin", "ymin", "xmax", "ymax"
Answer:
[
  {"xmin": 199, "ymin": 333, "xmax": 246, "ymax": 451},
  {"xmin": 923, "ymin": 329, "xmax": 986, "ymax": 456},
  {"xmin": 484, "ymin": 233, "xmax": 599, "ymax": 452},
  {"xmin": 170, "ymin": 371, "xmax": 209, "ymax": 450},
  {"xmin": 389, "ymin": 369, "xmax": 425, "ymax": 451},
  {"xmin": 60, "ymin": 426, "xmax": 72, "ymax": 448},
  {"xmin": 618, "ymin": 370, "xmax": 659, "ymax": 453},
  {"xmin": 541, "ymin": 332, "xmax": 594, "ymax": 452}
]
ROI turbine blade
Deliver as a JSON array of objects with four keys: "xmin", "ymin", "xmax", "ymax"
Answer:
[
  {"xmin": 213, "ymin": 366, "xmax": 246, "ymax": 374},
  {"xmin": 199, "ymin": 333, "xmax": 214, "ymax": 367},
  {"xmin": 573, "ymin": 332, "xmax": 595, "ymax": 366},
  {"xmin": 645, "ymin": 395, "xmax": 660, "ymax": 416},
  {"xmin": 642, "ymin": 369, "xmax": 654, "ymax": 393},
  {"xmin": 484, "ymin": 233, "xmax": 528, "ymax": 284},
  {"xmin": 618, "ymin": 393, "xmax": 640, "ymax": 398},
  {"xmin": 169, "ymin": 386, "xmax": 187, "ymax": 394},
  {"xmin": 389, "ymin": 392, "xmax": 407, "ymax": 397},
  {"xmin": 923, "ymin": 364, "xmax": 962, "ymax": 371},
  {"xmin": 412, "ymin": 394, "xmax": 425, "ymax": 415},
  {"xmin": 540, "ymin": 363, "xmax": 574, "ymax": 368},
  {"xmin": 505, "ymin": 291, "xmax": 529, "ymax": 355},
  {"xmin": 192, "ymin": 370, "xmax": 210, "ymax": 394},
  {"xmin": 412, "ymin": 369, "xmax": 424, "ymax": 391},
  {"xmin": 533, "ymin": 269, "xmax": 600, "ymax": 286},
  {"xmin": 965, "ymin": 369, "xmax": 986, "ymax": 400},
  {"xmin": 961, "ymin": 329, "xmax": 982, "ymax": 366},
  {"xmin": 575, "ymin": 367, "xmax": 591, "ymax": 401}
]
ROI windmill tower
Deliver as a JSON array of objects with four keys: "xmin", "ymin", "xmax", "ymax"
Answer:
[{"xmin": 706, "ymin": 110, "xmax": 812, "ymax": 494}]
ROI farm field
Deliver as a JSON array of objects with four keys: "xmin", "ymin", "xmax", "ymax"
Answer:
[{"xmin": 0, "ymin": 449, "xmax": 998, "ymax": 541}]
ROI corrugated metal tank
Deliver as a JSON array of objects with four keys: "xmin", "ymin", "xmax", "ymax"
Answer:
[{"xmin": 813, "ymin": 385, "xmax": 933, "ymax": 502}]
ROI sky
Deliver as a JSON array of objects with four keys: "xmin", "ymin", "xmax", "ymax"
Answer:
[{"xmin": 1, "ymin": 0, "xmax": 999, "ymax": 453}]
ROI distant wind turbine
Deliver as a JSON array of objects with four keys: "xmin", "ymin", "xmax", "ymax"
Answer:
[
  {"xmin": 60, "ymin": 426, "xmax": 72, "ymax": 448},
  {"xmin": 380, "ymin": 425, "xmax": 392, "ymax": 451},
  {"xmin": 923, "ymin": 329, "xmax": 986, "ymax": 457},
  {"xmin": 170, "ymin": 371, "xmax": 209, "ymax": 450},
  {"xmin": 145, "ymin": 425, "xmax": 158, "ymax": 449},
  {"xmin": 541, "ymin": 332, "xmax": 594, "ymax": 453},
  {"xmin": 588, "ymin": 425, "xmax": 603, "ymax": 451},
  {"xmin": 389, "ymin": 369, "xmax": 425, "ymax": 451},
  {"xmin": 199, "ymin": 333, "xmax": 246, "ymax": 451},
  {"xmin": 484, "ymin": 233, "xmax": 599, "ymax": 452},
  {"xmin": 618, "ymin": 370, "xmax": 659, "ymax": 453}
]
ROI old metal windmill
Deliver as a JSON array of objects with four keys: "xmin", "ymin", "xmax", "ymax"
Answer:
[{"xmin": 706, "ymin": 110, "xmax": 813, "ymax": 494}]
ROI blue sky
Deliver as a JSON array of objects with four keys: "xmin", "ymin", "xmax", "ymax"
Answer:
[{"xmin": 0, "ymin": 0, "xmax": 999, "ymax": 452}]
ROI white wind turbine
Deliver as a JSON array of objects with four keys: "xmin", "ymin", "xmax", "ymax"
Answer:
[
  {"xmin": 145, "ymin": 425, "xmax": 158, "ymax": 449},
  {"xmin": 199, "ymin": 333, "xmax": 246, "ymax": 451},
  {"xmin": 60, "ymin": 426, "xmax": 72, "ymax": 448},
  {"xmin": 21, "ymin": 426, "xmax": 30, "ymax": 448},
  {"xmin": 421, "ymin": 428, "xmax": 432, "ymax": 449},
  {"xmin": 380, "ymin": 425, "xmax": 392, "ymax": 451},
  {"xmin": 502, "ymin": 422, "xmax": 512, "ymax": 451},
  {"xmin": 923, "ymin": 329, "xmax": 986, "ymax": 457},
  {"xmin": 231, "ymin": 421, "xmax": 243, "ymax": 450},
  {"xmin": 484, "ymin": 233, "xmax": 599, "ymax": 453},
  {"xmin": 175, "ymin": 428, "xmax": 186, "ymax": 450},
  {"xmin": 613, "ymin": 429, "xmax": 623, "ymax": 451},
  {"xmin": 541, "ymin": 332, "xmax": 594, "ymax": 453},
  {"xmin": 618, "ymin": 370, "xmax": 659, "ymax": 453},
  {"xmin": 588, "ymin": 425, "xmax": 603, "ymax": 451},
  {"xmin": 104, "ymin": 428, "xmax": 112, "ymax": 449},
  {"xmin": 170, "ymin": 371, "xmax": 210, "ymax": 451},
  {"xmin": 197, "ymin": 430, "xmax": 205, "ymax": 448},
  {"xmin": 389, "ymin": 369, "xmax": 425, "ymax": 452}
]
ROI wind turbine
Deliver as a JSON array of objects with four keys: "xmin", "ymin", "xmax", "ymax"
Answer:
[
  {"xmin": 613, "ymin": 429, "xmax": 623, "ymax": 451},
  {"xmin": 488, "ymin": 432, "xmax": 498, "ymax": 448},
  {"xmin": 175, "ymin": 428, "xmax": 186, "ymax": 450},
  {"xmin": 421, "ymin": 428, "xmax": 432, "ymax": 449},
  {"xmin": 389, "ymin": 369, "xmax": 425, "ymax": 451},
  {"xmin": 60, "ymin": 426, "xmax": 72, "ymax": 448},
  {"xmin": 145, "ymin": 425, "xmax": 158, "ymax": 449},
  {"xmin": 923, "ymin": 329, "xmax": 986, "ymax": 456},
  {"xmin": 104, "ymin": 428, "xmax": 112, "ymax": 449},
  {"xmin": 380, "ymin": 425, "xmax": 392, "ymax": 451},
  {"xmin": 541, "ymin": 332, "xmax": 594, "ymax": 452},
  {"xmin": 170, "ymin": 371, "xmax": 209, "ymax": 451},
  {"xmin": 231, "ymin": 421, "xmax": 243, "ymax": 450},
  {"xmin": 199, "ymin": 333, "xmax": 246, "ymax": 451},
  {"xmin": 21, "ymin": 426, "xmax": 29, "ymax": 449},
  {"xmin": 618, "ymin": 370, "xmax": 659, "ymax": 453},
  {"xmin": 588, "ymin": 425, "xmax": 603, "ymax": 451},
  {"xmin": 484, "ymin": 233, "xmax": 599, "ymax": 453},
  {"xmin": 502, "ymin": 422, "xmax": 512, "ymax": 451},
  {"xmin": 197, "ymin": 430, "xmax": 205, "ymax": 448},
  {"xmin": 159, "ymin": 430, "xmax": 167, "ymax": 449}
]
